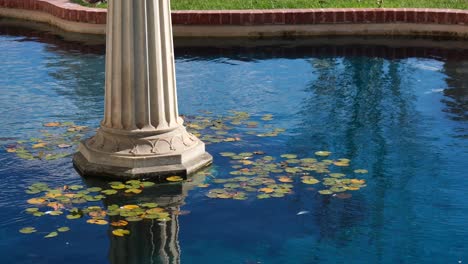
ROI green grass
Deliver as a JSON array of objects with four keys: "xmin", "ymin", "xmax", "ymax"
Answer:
[
  {"xmin": 70, "ymin": 0, "xmax": 107, "ymax": 8},
  {"xmin": 72, "ymin": 0, "xmax": 468, "ymax": 10}
]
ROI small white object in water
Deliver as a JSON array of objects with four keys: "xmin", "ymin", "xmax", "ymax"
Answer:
[
  {"xmin": 297, "ymin": 211, "xmax": 310, "ymax": 215},
  {"xmin": 45, "ymin": 211, "xmax": 52, "ymax": 215}
]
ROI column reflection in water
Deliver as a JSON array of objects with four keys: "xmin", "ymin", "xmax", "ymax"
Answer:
[{"xmin": 83, "ymin": 173, "xmax": 206, "ymax": 264}]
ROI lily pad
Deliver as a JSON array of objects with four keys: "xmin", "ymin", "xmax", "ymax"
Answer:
[
  {"xmin": 315, "ymin": 151, "xmax": 331, "ymax": 157},
  {"xmin": 57, "ymin": 227, "xmax": 70, "ymax": 232},
  {"xmin": 318, "ymin": 190, "xmax": 333, "ymax": 195},
  {"xmin": 166, "ymin": 176, "xmax": 184, "ymax": 182},
  {"xmin": 101, "ymin": 189, "xmax": 118, "ymax": 195},
  {"xmin": 281, "ymin": 154, "xmax": 297, "ymax": 159},
  {"xmin": 86, "ymin": 219, "xmax": 108, "ymax": 225},
  {"xmin": 44, "ymin": 231, "xmax": 58, "ymax": 238},
  {"xmin": 354, "ymin": 169, "xmax": 368, "ymax": 174},
  {"xmin": 112, "ymin": 229, "xmax": 130, "ymax": 237},
  {"xmin": 19, "ymin": 227, "xmax": 37, "ymax": 234}
]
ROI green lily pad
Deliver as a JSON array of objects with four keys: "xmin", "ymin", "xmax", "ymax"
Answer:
[
  {"xmin": 66, "ymin": 214, "xmax": 82, "ymax": 220},
  {"xmin": 101, "ymin": 189, "xmax": 118, "ymax": 195},
  {"xmin": 315, "ymin": 151, "xmax": 331, "ymax": 157},
  {"xmin": 354, "ymin": 169, "xmax": 369, "ymax": 174},
  {"xmin": 44, "ymin": 232, "xmax": 58, "ymax": 238},
  {"xmin": 19, "ymin": 227, "xmax": 37, "ymax": 234},
  {"xmin": 140, "ymin": 203, "xmax": 158, "ymax": 208},
  {"xmin": 281, "ymin": 154, "xmax": 297, "ymax": 159},
  {"xmin": 57, "ymin": 227, "xmax": 70, "ymax": 232},
  {"xmin": 111, "ymin": 184, "xmax": 126, "ymax": 190},
  {"xmin": 25, "ymin": 208, "xmax": 39, "ymax": 213},
  {"xmin": 257, "ymin": 194, "xmax": 271, "ymax": 199},
  {"xmin": 141, "ymin": 181, "xmax": 155, "ymax": 187},
  {"xmin": 125, "ymin": 216, "xmax": 143, "ymax": 222},
  {"xmin": 318, "ymin": 190, "xmax": 333, "ymax": 195},
  {"xmin": 329, "ymin": 173, "xmax": 346, "ymax": 178}
]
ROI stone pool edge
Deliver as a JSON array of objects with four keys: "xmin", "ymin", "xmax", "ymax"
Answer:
[{"xmin": 0, "ymin": 0, "xmax": 467, "ymax": 38}]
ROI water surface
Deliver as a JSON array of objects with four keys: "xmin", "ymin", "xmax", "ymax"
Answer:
[{"xmin": 0, "ymin": 20, "xmax": 467, "ymax": 264}]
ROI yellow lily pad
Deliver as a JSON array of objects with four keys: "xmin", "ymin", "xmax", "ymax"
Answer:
[
  {"xmin": 86, "ymin": 219, "xmax": 108, "ymax": 225},
  {"xmin": 301, "ymin": 178, "xmax": 320, "ymax": 185},
  {"xmin": 44, "ymin": 122, "xmax": 61, "ymax": 127},
  {"xmin": 19, "ymin": 227, "xmax": 37, "ymax": 234},
  {"xmin": 27, "ymin": 198, "xmax": 47, "ymax": 205},
  {"xmin": 354, "ymin": 169, "xmax": 368, "ymax": 174},
  {"xmin": 44, "ymin": 231, "xmax": 58, "ymax": 238},
  {"xmin": 122, "ymin": 205, "xmax": 140, "ymax": 210},
  {"xmin": 315, "ymin": 151, "xmax": 331, "ymax": 157},
  {"xmin": 112, "ymin": 229, "xmax": 130, "ymax": 237},
  {"xmin": 166, "ymin": 176, "xmax": 184, "ymax": 182}
]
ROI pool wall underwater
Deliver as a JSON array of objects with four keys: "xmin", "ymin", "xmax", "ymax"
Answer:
[{"xmin": 0, "ymin": 0, "xmax": 468, "ymax": 38}]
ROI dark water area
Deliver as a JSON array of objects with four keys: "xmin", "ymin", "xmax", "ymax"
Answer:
[{"xmin": 0, "ymin": 19, "xmax": 467, "ymax": 264}]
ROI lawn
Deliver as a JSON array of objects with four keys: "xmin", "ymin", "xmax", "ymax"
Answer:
[{"xmin": 73, "ymin": 0, "xmax": 468, "ymax": 10}]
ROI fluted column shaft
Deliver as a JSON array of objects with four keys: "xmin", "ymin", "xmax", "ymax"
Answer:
[
  {"xmin": 102, "ymin": 0, "xmax": 180, "ymax": 133},
  {"xmin": 73, "ymin": 0, "xmax": 212, "ymax": 179}
]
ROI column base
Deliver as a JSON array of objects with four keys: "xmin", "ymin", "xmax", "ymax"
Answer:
[{"xmin": 73, "ymin": 127, "xmax": 213, "ymax": 180}]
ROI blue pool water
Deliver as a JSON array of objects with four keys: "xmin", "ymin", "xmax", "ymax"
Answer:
[{"xmin": 0, "ymin": 21, "xmax": 467, "ymax": 264}]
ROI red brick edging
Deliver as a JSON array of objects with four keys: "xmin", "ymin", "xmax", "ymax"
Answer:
[{"xmin": 0, "ymin": 0, "xmax": 467, "ymax": 26}]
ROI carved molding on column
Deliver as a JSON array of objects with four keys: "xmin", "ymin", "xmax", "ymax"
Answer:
[{"xmin": 86, "ymin": 127, "xmax": 199, "ymax": 157}]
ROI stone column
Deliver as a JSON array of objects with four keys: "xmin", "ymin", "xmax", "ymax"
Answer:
[{"xmin": 73, "ymin": 0, "xmax": 212, "ymax": 179}]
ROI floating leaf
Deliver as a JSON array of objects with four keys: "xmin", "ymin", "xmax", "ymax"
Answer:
[
  {"xmin": 57, "ymin": 227, "xmax": 70, "ymax": 232},
  {"xmin": 44, "ymin": 122, "xmax": 60, "ymax": 127},
  {"xmin": 125, "ymin": 216, "xmax": 143, "ymax": 222},
  {"xmin": 87, "ymin": 219, "xmax": 108, "ymax": 225},
  {"xmin": 112, "ymin": 229, "xmax": 130, "ymax": 237},
  {"xmin": 69, "ymin": 185, "xmax": 84, "ymax": 190},
  {"xmin": 27, "ymin": 198, "xmax": 46, "ymax": 205},
  {"xmin": 350, "ymin": 179, "xmax": 365, "ymax": 185},
  {"xmin": 32, "ymin": 143, "xmax": 47, "ymax": 149},
  {"xmin": 25, "ymin": 208, "xmax": 39, "ymax": 213},
  {"xmin": 87, "ymin": 187, "xmax": 102, "ymax": 193},
  {"xmin": 140, "ymin": 203, "xmax": 158, "ymax": 208},
  {"xmin": 44, "ymin": 231, "xmax": 58, "ymax": 238},
  {"xmin": 6, "ymin": 148, "xmax": 16, "ymax": 153},
  {"xmin": 197, "ymin": 183, "xmax": 210, "ymax": 188},
  {"xmin": 140, "ymin": 181, "xmax": 155, "ymax": 187},
  {"xmin": 101, "ymin": 189, "xmax": 118, "ymax": 195},
  {"xmin": 166, "ymin": 176, "xmax": 183, "ymax": 182},
  {"xmin": 220, "ymin": 152, "xmax": 236, "ymax": 157},
  {"xmin": 329, "ymin": 173, "xmax": 346, "ymax": 178},
  {"xmin": 257, "ymin": 194, "xmax": 271, "ymax": 199},
  {"xmin": 58, "ymin": 144, "xmax": 72, "ymax": 148},
  {"xmin": 258, "ymin": 188, "xmax": 274, "ymax": 194},
  {"xmin": 19, "ymin": 227, "xmax": 37, "ymax": 234},
  {"xmin": 333, "ymin": 161, "xmax": 349, "ymax": 167},
  {"xmin": 278, "ymin": 176, "xmax": 293, "ymax": 183},
  {"xmin": 66, "ymin": 214, "xmax": 82, "ymax": 220},
  {"xmin": 122, "ymin": 205, "xmax": 140, "ymax": 210},
  {"xmin": 125, "ymin": 188, "xmax": 142, "ymax": 194},
  {"xmin": 111, "ymin": 220, "xmax": 129, "ymax": 227},
  {"xmin": 354, "ymin": 169, "xmax": 368, "ymax": 174},
  {"xmin": 111, "ymin": 184, "xmax": 126, "ymax": 190},
  {"xmin": 281, "ymin": 154, "xmax": 297, "ymax": 159},
  {"xmin": 301, "ymin": 178, "xmax": 320, "ymax": 185},
  {"xmin": 315, "ymin": 151, "xmax": 331, "ymax": 157},
  {"xmin": 318, "ymin": 190, "xmax": 333, "ymax": 195}
]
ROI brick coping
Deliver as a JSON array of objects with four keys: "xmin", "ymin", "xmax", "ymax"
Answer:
[{"xmin": 0, "ymin": 0, "xmax": 467, "ymax": 26}]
